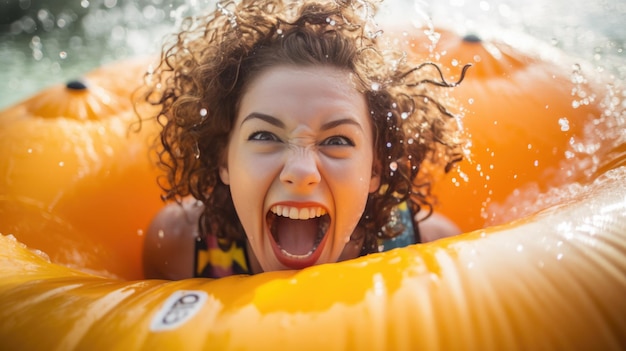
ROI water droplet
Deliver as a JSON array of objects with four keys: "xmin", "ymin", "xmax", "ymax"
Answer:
[
  {"xmin": 389, "ymin": 161, "xmax": 398, "ymax": 171},
  {"xmin": 386, "ymin": 142, "xmax": 392, "ymax": 148},
  {"xmin": 558, "ymin": 117, "xmax": 570, "ymax": 131},
  {"xmin": 58, "ymin": 161, "xmax": 64, "ymax": 167},
  {"xmin": 104, "ymin": 0, "xmax": 117, "ymax": 9},
  {"xmin": 199, "ymin": 108, "xmax": 207, "ymax": 117},
  {"xmin": 371, "ymin": 82, "xmax": 380, "ymax": 91},
  {"xmin": 368, "ymin": 30, "xmax": 383, "ymax": 39},
  {"xmin": 59, "ymin": 51, "xmax": 67, "ymax": 59},
  {"xmin": 193, "ymin": 142, "xmax": 201, "ymax": 159}
]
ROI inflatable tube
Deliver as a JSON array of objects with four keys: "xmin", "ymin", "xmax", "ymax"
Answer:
[
  {"xmin": 0, "ymin": 57, "xmax": 163, "ymax": 280},
  {"xmin": 0, "ymin": 169, "xmax": 625, "ymax": 350},
  {"xmin": 1, "ymin": 31, "xmax": 625, "ymax": 349},
  {"xmin": 402, "ymin": 29, "xmax": 610, "ymax": 232}
]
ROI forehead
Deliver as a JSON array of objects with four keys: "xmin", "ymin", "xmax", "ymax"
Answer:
[{"xmin": 238, "ymin": 65, "xmax": 369, "ymax": 122}]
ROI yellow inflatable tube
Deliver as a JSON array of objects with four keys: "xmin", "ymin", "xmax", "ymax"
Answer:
[{"xmin": 1, "ymin": 167, "xmax": 625, "ymax": 350}]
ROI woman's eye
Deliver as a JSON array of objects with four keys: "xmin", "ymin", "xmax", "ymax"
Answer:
[
  {"xmin": 248, "ymin": 131, "xmax": 280, "ymax": 142},
  {"xmin": 321, "ymin": 135, "xmax": 354, "ymax": 146}
]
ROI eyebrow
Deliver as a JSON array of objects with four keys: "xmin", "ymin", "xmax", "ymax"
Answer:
[
  {"xmin": 241, "ymin": 112, "xmax": 364, "ymax": 131},
  {"xmin": 241, "ymin": 113, "xmax": 285, "ymax": 128}
]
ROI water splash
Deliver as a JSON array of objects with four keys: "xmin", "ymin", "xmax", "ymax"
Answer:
[{"xmin": 1, "ymin": 0, "xmax": 624, "ymax": 109}]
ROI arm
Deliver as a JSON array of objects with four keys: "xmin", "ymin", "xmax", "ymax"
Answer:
[
  {"xmin": 143, "ymin": 198, "xmax": 202, "ymax": 280},
  {"xmin": 416, "ymin": 211, "xmax": 462, "ymax": 243}
]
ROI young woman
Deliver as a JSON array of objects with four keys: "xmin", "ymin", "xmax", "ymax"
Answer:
[{"xmin": 141, "ymin": 0, "xmax": 464, "ymax": 279}]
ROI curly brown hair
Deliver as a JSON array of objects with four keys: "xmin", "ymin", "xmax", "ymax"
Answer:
[{"xmin": 141, "ymin": 0, "xmax": 464, "ymax": 253}]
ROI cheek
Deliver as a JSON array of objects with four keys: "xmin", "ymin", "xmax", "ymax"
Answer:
[
  {"xmin": 325, "ymin": 160, "xmax": 373, "ymax": 214},
  {"xmin": 227, "ymin": 152, "xmax": 279, "ymax": 211}
]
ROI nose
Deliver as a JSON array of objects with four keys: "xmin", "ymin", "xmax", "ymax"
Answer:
[{"xmin": 280, "ymin": 148, "xmax": 321, "ymax": 190}]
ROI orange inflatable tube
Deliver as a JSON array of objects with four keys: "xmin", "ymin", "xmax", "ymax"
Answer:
[{"xmin": 0, "ymin": 31, "xmax": 625, "ymax": 350}]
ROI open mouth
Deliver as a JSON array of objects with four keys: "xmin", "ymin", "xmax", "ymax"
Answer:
[{"xmin": 266, "ymin": 205, "xmax": 330, "ymax": 268}]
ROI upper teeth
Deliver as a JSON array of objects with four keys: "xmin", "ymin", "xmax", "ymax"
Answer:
[{"xmin": 271, "ymin": 205, "xmax": 327, "ymax": 220}]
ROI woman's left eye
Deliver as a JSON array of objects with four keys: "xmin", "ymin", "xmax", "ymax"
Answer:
[{"xmin": 321, "ymin": 135, "xmax": 354, "ymax": 146}]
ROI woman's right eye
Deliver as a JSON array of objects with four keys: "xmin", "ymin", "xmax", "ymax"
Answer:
[{"xmin": 248, "ymin": 131, "xmax": 281, "ymax": 142}]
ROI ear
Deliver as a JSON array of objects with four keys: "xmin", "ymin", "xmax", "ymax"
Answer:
[
  {"xmin": 219, "ymin": 164, "xmax": 230, "ymax": 185},
  {"xmin": 369, "ymin": 161, "xmax": 381, "ymax": 193},
  {"xmin": 218, "ymin": 152, "xmax": 230, "ymax": 185}
]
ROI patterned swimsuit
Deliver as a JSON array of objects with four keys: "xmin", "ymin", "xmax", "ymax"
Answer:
[{"xmin": 194, "ymin": 202, "xmax": 419, "ymax": 278}]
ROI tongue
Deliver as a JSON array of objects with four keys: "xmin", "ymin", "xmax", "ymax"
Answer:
[{"xmin": 275, "ymin": 217, "xmax": 318, "ymax": 255}]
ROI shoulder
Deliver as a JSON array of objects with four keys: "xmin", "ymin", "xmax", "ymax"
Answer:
[
  {"xmin": 417, "ymin": 211, "xmax": 461, "ymax": 243},
  {"xmin": 143, "ymin": 198, "xmax": 203, "ymax": 280}
]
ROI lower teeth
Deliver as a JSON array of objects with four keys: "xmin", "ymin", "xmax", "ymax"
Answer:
[{"xmin": 281, "ymin": 247, "xmax": 316, "ymax": 259}]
